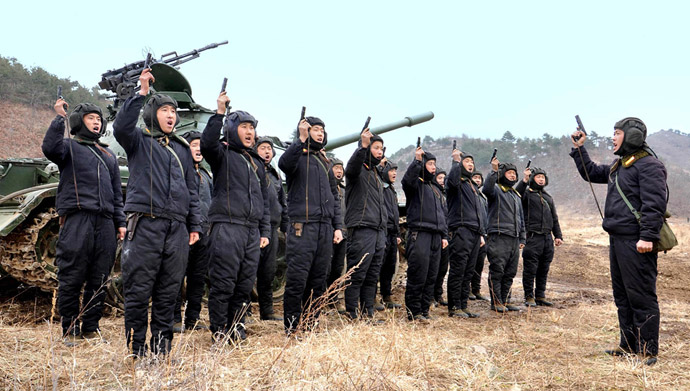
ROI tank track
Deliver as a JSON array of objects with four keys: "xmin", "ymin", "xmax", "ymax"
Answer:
[{"xmin": 0, "ymin": 208, "xmax": 58, "ymax": 292}]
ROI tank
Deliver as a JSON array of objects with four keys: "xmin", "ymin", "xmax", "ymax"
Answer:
[{"xmin": 0, "ymin": 43, "xmax": 434, "ymax": 309}]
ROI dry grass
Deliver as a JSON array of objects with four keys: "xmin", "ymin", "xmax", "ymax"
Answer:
[{"xmin": 2, "ymin": 215, "xmax": 690, "ymax": 390}]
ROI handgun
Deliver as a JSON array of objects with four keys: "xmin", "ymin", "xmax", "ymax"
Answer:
[
  {"xmin": 300, "ymin": 106, "xmax": 306, "ymax": 121},
  {"xmin": 526, "ymin": 160, "xmax": 531, "ymax": 169},
  {"xmin": 57, "ymin": 85, "xmax": 66, "ymax": 111},
  {"xmin": 382, "ymin": 146, "xmax": 386, "ymax": 156},
  {"xmin": 143, "ymin": 52, "xmax": 153, "ymax": 70},
  {"xmin": 574, "ymin": 115, "xmax": 588, "ymax": 141},
  {"xmin": 220, "ymin": 77, "xmax": 229, "ymax": 109},
  {"xmin": 452, "ymin": 140, "xmax": 457, "ymax": 150},
  {"xmin": 490, "ymin": 148, "xmax": 497, "ymax": 163},
  {"xmin": 362, "ymin": 116, "xmax": 371, "ymax": 133},
  {"xmin": 416, "ymin": 137, "xmax": 421, "ymax": 148}
]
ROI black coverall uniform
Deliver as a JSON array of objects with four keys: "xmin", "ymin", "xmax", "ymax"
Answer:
[
  {"xmin": 42, "ymin": 115, "xmax": 125, "ymax": 337},
  {"xmin": 279, "ymin": 139, "xmax": 342, "ymax": 333},
  {"xmin": 378, "ymin": 163, "xmax": 400, "ymax": 302},
  {"xmin": 200, "ymin": 113, "xmax": 271, "ymax": 337},
  {"xmin": 445, "ymin": 162, "xmax": 484, "ymax": 312},
  {"xmin": 327, "ymin": 179, "xmax": 347, "ymax": 301},
  {"xmin": 114, "ymin": 95, "xmax": 202, "ymax": 356},
  {"xmin": 482, "ymin": 169, "xmax": 525, "ymax": 308},
  {"xmin": 174, "ymin": 162, "xmax": 213, "ymax": 328},
  {"xmin": 571, "ymin": 146, "xmax": 666, "ymax": 356},
  {"xmin": 515, "ymin": 177, "xmax": 562, "ymax": 301},
  {"xmin": 471, "ymin": 189, "xmax": 489, "ymax": 296},
  {"xmin": 401, "ymin": 157, "xmax": 448, "ymax": 319}
]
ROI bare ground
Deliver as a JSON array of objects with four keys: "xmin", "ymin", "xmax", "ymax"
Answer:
[{"xmin": 1, "ymin": 214, "xmax": 689, "ymax": 390}]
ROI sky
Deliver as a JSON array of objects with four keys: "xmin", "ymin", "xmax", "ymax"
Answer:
[{"xmin": 2, "ymin": 0, "xmax": 689, "ymax": 162}]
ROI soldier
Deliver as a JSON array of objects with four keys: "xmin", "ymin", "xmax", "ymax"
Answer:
[
  {"xmin": 114, "ymin": 69, "xmax": 201, "ymax": 357},
  {"xmin": 255, "ymin": 137, "xmax": 288, "ymax": 321},
  {"xmin": 469, "ymin": 172, "xmax": 490, "ymax": 301},
  {"xmin": 343, "ymin": 130, "xmax": 387, "ymax": 319},
  {"xmin": 279, "ymin": 117, "xmax": 343, "ymax": 334},
  {"xmin": 570, "ymin": 118, "xmax": 666, "ymax": 365},
  {"xmin": 42, "ymin": 99, "xmax": 125, "ymax": 346},
  {"xmin": 482, "ymin": 158, "xmax": 525, "ymax": 313},
  {"xmin": 173, "ymin": 131, "xmax": 213, "ymax": 333},
  {"xmin": 377, "ymin": 160, "xmax": 402, "ymax": 309},
  {"xmin": 516, "ymin": 167, "xmax": 563, "ymax": 307},
  {"xmin": 432, "ymin": 168, "xmax": 449, "ymax": 307},
  {"xmin": 401, "ymin": 147, "xmax": 448, "ymax": 321},
  {"xmin": 200, "ymin": 92, "xmax": 271, "ymax": 342},
  {"xmin": 326, "ymin": 158, "xmax": 347, "ymax": 313},
  {"xmin": 446, "ymin": 151, "xmax": 485, "ymax": 318}
]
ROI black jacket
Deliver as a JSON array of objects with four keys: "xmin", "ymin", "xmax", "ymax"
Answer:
[
  {"xmin": 113, "ymin": 95, "xmax": 202, "ymax": 232},
  {"xmin": 570, "ymin": 146, "xmax": 667, "ymax": 241},
  {"xmin": 482, "ymin": 171, "xmax": 526, "ymax": 243},
  {"xmin": 265, "ymin": 162, "xmax": 288, "ymax": 231},
  {"xmin": 446, "ymin": 161, "xmax": 484, "ymax": 234},
  {"xmin": 42, "ymin": 116, "xmax": 126, "ymax": 228},
  {"xmin": 516, "ymin": 180, "xmax": 562, "ymax": 239},
  {"xmin": 344, "ymin": 147, "xmax": 387, "ymax": 230},
  {"xmin": 195, "ymin": 162, "xmax": 213, "ymax": 232},
  {"xmin": 401, "ymin": 159, "xmax": 448, "ymax": 237},
  {"xmin": 200, "ymin": 113, "xmax": 270, "ymax": 237},
  {"xmin": 278, "ymin": 141, "xmax": 342, "ymax": 229},
  {"xmin": 379, "ymin": 163, "xmax": 400, "ymax": 235}
]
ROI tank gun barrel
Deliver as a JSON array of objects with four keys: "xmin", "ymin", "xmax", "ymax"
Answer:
[{"xmin": 325, "ymin": 111, "xmax": 435, "ymax": 151}]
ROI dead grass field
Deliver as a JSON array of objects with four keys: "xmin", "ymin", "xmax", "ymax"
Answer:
[{"xmin": 1, "ymin": 214, "xmax": 689, "ymax": 390}]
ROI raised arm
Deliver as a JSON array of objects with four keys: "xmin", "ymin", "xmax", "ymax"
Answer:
[
  {"xmin": 42, "ymin": 115, "xmax": 68, "ymax": 166},
  {"xmin": 113, "ymin": 94, "xmax": 145, "ymax": 156},
  {"xmin": 200, "ymin": 113, "xmax": 225, "ymax": 169}
]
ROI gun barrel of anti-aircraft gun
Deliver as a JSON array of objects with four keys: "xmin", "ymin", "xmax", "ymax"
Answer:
[{"xmin": 325, "ymin": 111, "xmax": 435, "ymax": 151}]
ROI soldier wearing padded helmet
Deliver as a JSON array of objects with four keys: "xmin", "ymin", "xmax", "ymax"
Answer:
[
  {"xmin": 570, "ymin": 117, "xmax": 667, "ymax": 366},
  {"xmin": 200, "ymin": 92, "xmax": 271, "ymax": 342},
  {"xmin": 482, "ymin": 156, "xmax": 526, "ymax": 313},
  {"xmin": 113, "ymin": 69, "xmax": 202, "ymax": 357},
  {"xmin": 516, "ymin": 166, "xmax": 563, "ymax": 308},
  {"xmin": 42, "ymin": 98, "xmax": 125, "ymax": 347}
]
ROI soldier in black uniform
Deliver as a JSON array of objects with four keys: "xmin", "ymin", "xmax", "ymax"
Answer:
[
  {"xmin": 327, "ymin": 158, "xmax": 347, "ymax": 313},
  {"xmin": 401, "ymin": 147, "xmax": 448, "ymax": 321},
  {"xmin": 516, "ymin": 167, "xmax": 563, "ymax": 307},
  {"xmin": 482, "ymin": 158, "xmax": 525, "ymax": 313},
  {"xmin": 469, "ymin": 172, "xmax": 490, "ymax": 301},
  {"xmin": 200, "ymin": 92, "xmax": 271, "ymax": 342},
  {"xmin": 446, "ymin": 150, "xmax": 485, "ymax": 318},
  {"xmin": 42, "ymin": 99, "xmax": 125, "ymax": 346},
  {"xmin": 114, "ymin": 69, "xmax": 202, "ymax": 357},
  {"xmin": 377, "ymin": 160, "xmax": 402, "ymax": 309},
  {"xmin": 432, "ymin": 168, "xmax": 449, "ymax": 307},
  {"xmin": 279, "ymin": 116, "xmax": 343, "ymax": 334},
  {"xmin": 255, "ymin": 137, "xmax": 288, "ymax": 321},
  {"xmin": 173, "ymin": 131, "xmax": 213, "ymax": 332},
  {"xmin": 570, "ymin": 118, "xmax": 666, "ymax": 365},
  {"xmin": 344, "ymin": 130, "xmax": 387, "ymax": 319}
]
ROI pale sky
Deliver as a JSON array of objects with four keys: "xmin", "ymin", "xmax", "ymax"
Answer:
[{"xmin": 2, "ymin": 0, "xmax": 688, "ymax": 161}]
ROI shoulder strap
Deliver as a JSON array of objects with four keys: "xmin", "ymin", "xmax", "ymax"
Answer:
[
  {"xmin": 86, "ymin": 145, "xmax": 108, "ymax": 169},
  {"xmin": 614, "ymin": 173, "xmax": 642, "ymax": 222},
  {"xmin": 164, "ymin": 144, "xmax": 185, "ymax": 178}
]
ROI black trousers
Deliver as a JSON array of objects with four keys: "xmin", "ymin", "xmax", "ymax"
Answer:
[
  {"xmin": 434, "ymin": 246, "xmax": 449, "ymax": 301},
  {"xmin": 345, "ymin": 227, "xmax": 386, "ymax": 317},
  {"xmin": 327, "ymin": 230, "xmax": 347, "ymax": 298},
  {"xmin": 56, "ymin": 211, "xmax": 117, "ymax": 336},
  {"xmin": 610, "ymin": 237, "xmax": 659, "ymax": 356},
  {"xmin": 447, "ymin": 227, "xmax": 480, "ymax": 311},
  {"xmin": 283, "ymin": 222, "xmax": 333, "ymax": 332},
  {"xmin": 207, "ymin": 223, "xmax": 260, "ymax": 334},
  {"xmin": 486, "ymin": 234, "xmax": 520, "ymax": 306},
  {"xmin": 379, "ymin": 231, "xmax": 399, "ymax": 298},
  {"xmin": 471, "ymin": 241, "xmax": 487, "ymax": 294},
  {"xmin": 522, "ymin": 233, "xmax": 554, "ymax": 299},
  {"xmin": 404, "ymin": 230, "xmax": 441, "ymax": 319},
  {"xmin": 174, "ymin": 232, "xmax": 211, "ymax": 325},
  {"xmin": 256, "ymin": 226, "xmax": 279, "ymax": 318},
  {"xmin": 122, "ymin": 217, "xmax": 188, "ymax": 356}
]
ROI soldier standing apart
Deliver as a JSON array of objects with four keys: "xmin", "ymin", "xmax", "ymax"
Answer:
[
  {"xmin": 469, "ymin": 173, "xmax": 490, "ymax": 301},
  {"xmin": 114, "ymin": 69, "xmax": 201, "ymax": 357},
  {"xmin": 200, "ymin": 92, "xmax": 270, "ymax": 342},
  {"xmin": 516, "ymin": 167, "xmax": 563, "ymax": 307},
  {"xmin": 377, "ymin": 160, "xmax": 402, "ymax": 309},
  {"xmin": 482, "ymin": 158, "xmax": 525, "ymax": 313},
  {"xmin": 432, "ymin": 168, "xmax": 449, "ymax": 307},
  {"xmin": 446, "ymin": 150, "xmax": 485, "ymax": 318},
  {"xmin": 327, "ymin": 158, "xmax": 347, "ymax": 313},
  {"xmin": 173, "ymin": 131, "xmax": 213, "ymax": 333},
  {"xmin": 343, "ymin": 130, "xmax": 387, "ymax": 319},
  {"xmin": 570, "ymin": 118, "xmax": 666, "ymax": 365},
  {"xmin": 401, "ymin": 147, "xmax": 448, "ymax": 322},
  {"xmin": 43, "ymin": 99, "xmax": 125, "ymax": 346},
  {"xmin": 255, "ymin": 137, "xmax": 288, "ymax": 321},
  {"xmin": 279, "ymin": 117, "xmax": 343, "ymax": 334}
]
